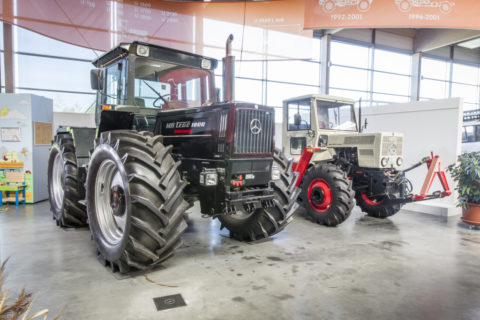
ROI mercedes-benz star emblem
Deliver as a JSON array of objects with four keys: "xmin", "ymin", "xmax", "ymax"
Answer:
[{"xmin": 250, "ymin": 119, "xmax": 262, "ymax": 135}]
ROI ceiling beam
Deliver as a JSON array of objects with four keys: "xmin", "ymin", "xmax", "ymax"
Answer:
[
  {"xmin": 414, "ymin": 29, "xmax": 480, "ymax": 53},
  {"xmin": 323, "ymin": 28, "xmax": 343, "ymax": 35}
]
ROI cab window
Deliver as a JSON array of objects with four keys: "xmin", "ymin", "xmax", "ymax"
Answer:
[
  {"xmin": 463, "ymin": 125, "xmax": 480, "ymax": 143},
  {"xmin": 316, "ymin": 100, "xmax": 357, "ymax": 131},
  {"xmin": 104, "ymin": 61, "xmax": 127, "ymax": 105},
  {"xmin": 287, "ymin": 99, "xmax": 311, "ymax": 131}
]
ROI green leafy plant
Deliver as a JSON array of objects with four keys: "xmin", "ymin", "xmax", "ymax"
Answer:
[{"xmin": 447, "ymin": 152, "xmax": 480, "ymax": 209}]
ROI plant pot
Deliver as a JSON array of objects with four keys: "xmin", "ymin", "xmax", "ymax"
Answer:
[{"xmin": 462, "ymin": 203, "xmax": 480, "ymax": 226}]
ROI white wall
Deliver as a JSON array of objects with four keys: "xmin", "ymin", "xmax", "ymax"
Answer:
[
  {"xmin": 363, "ymin": 98, "xmax": 463, "ymax": 217},
  {"xmin": 53, "ymin": 112, "xmax": 95, "ymax": 133}
]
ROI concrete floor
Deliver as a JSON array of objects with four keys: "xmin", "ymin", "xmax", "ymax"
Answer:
[{"xmin": 1, "ymin": 201, "xmax": 480, "ymax": 320}]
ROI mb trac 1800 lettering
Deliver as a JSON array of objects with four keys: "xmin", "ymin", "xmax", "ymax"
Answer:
[{"xmin": 48, "ymin": 36, "xmax": 299, "ymax": 273}]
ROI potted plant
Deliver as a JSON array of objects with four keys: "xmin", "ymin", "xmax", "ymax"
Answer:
[{"xmin": 448, "ymin": 152, "xmax": 480, "ymax": 226}]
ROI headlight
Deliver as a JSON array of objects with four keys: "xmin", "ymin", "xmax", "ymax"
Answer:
[
  {"xmin": 201, "ymin": 58, "xmax": 212, "ymax": 69},
  {"xmin": 271, "ymin": 165, "xmax": 280, "ymax": 180},
  {"xmin": 205, "ymin": 173, "xmax": 218, "ymax": 186},
  {"xmin": 381, "ymin": 157, "xmax": 388, "ymax": 167},
  {"xmin": 136, "ymin": 45, "xmax": 149, "ymax": 57},
  {"xmin": 200, "ymin": 169, "xmax": 218, "ymax": 186},
  {"xmin": 396, "ymin": 157, "xmax": 403, "ymax": 166}
]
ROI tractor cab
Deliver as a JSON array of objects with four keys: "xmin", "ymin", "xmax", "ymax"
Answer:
[
  {"xmin": 282, "ymin": 94, "xmax": 358, "ymax": 160},
  {"xmin": 90, "ymin": 41, "xmax": 218, "ymax": 129}
]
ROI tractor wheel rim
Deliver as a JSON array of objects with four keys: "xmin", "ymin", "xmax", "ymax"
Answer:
[
  {"xmin": 52, "ymin": 152, "xmax": 65, "ymax": 210},
  {"xmin": 95, "ymin": 159, "xmax": 127, "ymax": 245},
  {"xmin": 308, "ymin": 179, "xmax": 332, "ymax": 212},
  {"xmin": 360, "ymin": 191, "xmax": 385, "ymax": 206}
]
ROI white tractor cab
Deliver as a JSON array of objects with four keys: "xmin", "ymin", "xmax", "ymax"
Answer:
[{"xmin": 282, "ymin": 94, "xmax": 452, "ymax": 226}]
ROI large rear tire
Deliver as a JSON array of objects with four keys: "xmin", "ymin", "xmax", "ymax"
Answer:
[
  {"xmin": 300, "ymin": 163, "xmax": 355, "ymax": 226},
  {"xmin": 47, "ymin": 132, "xmax": 87, "ymax": 227},
  {"xmin": 86, "ymin": 130, "xmax": 189, "ymax": 273},
  {"xmin": 355, "ymin": 191, "xmax": 402, "ymax": 218},
  {"xmin": 219, "ymin": 149, "xmax": 300, "ymax": 241}
]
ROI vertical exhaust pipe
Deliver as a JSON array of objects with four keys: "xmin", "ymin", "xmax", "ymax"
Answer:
[{"xmin": 223, "ymin": 34, "xmax": 235, "ymax": 102}]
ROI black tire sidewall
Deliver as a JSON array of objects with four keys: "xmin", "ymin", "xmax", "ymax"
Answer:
[
  {"xmin": 219, "ymin": 208, "xmax": 265, "ymax": 233},
  {"xmin": 355, "ymin": 191, "xmax": 402, "ymax": 218},
  {"xmin": 48, "ymin": 143, "xmax": 64, "ymax": 219},
  {"xmin": 86, "ymin": 143, "xmax": 132, "ymax": 262},
  {"xmin": 300, "ymin": 164, "xmax": 349, "ymax": 224}
]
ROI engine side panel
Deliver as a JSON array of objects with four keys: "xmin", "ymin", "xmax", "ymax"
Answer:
[
  {"xmin": 327, "ymin": 132, "xmax": 404, "ymax": 169},
  {"xmin": 155, "ymin": 105, "xmax": 227, "ymax": 159}
]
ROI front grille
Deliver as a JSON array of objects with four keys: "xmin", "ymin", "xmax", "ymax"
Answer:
[
  {"xmin": 344, "ymin": 136, "xmax": 375, "ymax": 145},
  {"xmin": 382, "ymin": 136, "xmax": 403, "ymax": 156},
  {"xmin": 234, "ymin": 108, "xmax": 274, "ymax": 154},
  {"xmin": 359, "ymin": 149, "xmax": 374, "ymax": 156},
  {"xmin": 219, "ymin": 113, "xmax": 228, "ymax": 138}
]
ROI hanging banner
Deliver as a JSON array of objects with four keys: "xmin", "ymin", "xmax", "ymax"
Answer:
[
  {"xmin": 304, "ymin": 0, "xmax": 480, "ymax": 30},
  {"xmin": 0, "ymin": 0, "xmax": 307, "ymax": 53}
]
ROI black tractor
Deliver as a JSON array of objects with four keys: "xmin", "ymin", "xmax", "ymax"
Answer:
[{"xmin": 47, "ymin": 36, "xmax": 299, "ymax": 273}]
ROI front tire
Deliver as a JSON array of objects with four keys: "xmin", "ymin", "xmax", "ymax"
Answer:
[
  {"xmin": 355, "ymin": 191, "xmax": 402, "ymax": 218},
  {"xmin": 300, "ymin": 163, "xmax": 355, "ymax": 226},
  {"xmin": 48, "ymin": 132, "xmax": 87, "ymax": 227},
  {"xmin": 86, "ymin": 130, "xmax": 189, "ymax": 273},
  {"xmin": 219, "ymin": 149, "xmax": 300, "ymax": 241}
]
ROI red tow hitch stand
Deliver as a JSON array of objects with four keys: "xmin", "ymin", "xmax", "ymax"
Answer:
[{"xmin": 413, "ymin": 153, "xmax": 452, "ymax": 201}]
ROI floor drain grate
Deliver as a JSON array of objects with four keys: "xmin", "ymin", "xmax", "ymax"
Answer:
[{"xmin": 153, "ymin": 294, "xmax": 186, "ymax": 311}]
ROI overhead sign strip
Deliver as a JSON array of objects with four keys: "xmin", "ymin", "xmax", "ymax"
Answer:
[{"xmin": 304, "ymin": 0, "xmax": 480, "ymax": 30}]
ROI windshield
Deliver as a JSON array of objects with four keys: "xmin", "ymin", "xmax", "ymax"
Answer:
[
  {"xmin": 316, "ymin": 100, "xmax": 357, "ymax": 131},
  {"xmin": 134, "ymin": 57, "xmax": 214, "ymax": 109}
]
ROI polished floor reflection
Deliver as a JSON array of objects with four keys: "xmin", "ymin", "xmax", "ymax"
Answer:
[{"xmin": 1, "ymin": 201, "xmax": 480, "ymax": 320}]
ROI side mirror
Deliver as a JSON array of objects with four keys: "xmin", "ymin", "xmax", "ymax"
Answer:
[
  {"xmin": 215, "ymin": 88, "xmax": 221, "ymax": 102},
  {"xmin": 294, "ymin": 113, "xmax": 302, "ymax": 126},
  {"xmin": 90, "ymin": 69, "xmax": 103, "ymax": 91},
  {"xmin": 363, "ymin": 118, "xmax": 368, "ymax": 131}
]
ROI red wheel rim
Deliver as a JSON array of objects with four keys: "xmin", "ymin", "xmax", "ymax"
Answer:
[
  {"xmin": 308, "ymin": 179, "xmax": 332, "ymax": 212},
  {"xmin": 360, "ymin": 191, "xmax": 384, "ymax": 206}
]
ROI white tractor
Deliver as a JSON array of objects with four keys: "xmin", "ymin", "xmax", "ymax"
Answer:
[{"xmin": 281, "ymin": 94, "xmax": 451, "ymax": 226}]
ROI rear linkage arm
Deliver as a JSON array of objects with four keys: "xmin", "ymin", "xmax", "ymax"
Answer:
[{"xmin": 390, "ymin": 152, "xmax": 452, "ymax": 205}]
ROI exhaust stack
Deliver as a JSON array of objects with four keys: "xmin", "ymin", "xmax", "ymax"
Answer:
[{"xmin": 223, "ymin": 34, "xmax": 235, "ymax": 102}]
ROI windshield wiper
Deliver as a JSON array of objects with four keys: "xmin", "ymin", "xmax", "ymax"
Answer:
[
  {"xmin": 98, "ymin": 91, "xmax": 125, "ymax": 104},
  {"xmin": 142, "ymin": 80, "xmax": 170, "ymax": 109}
]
